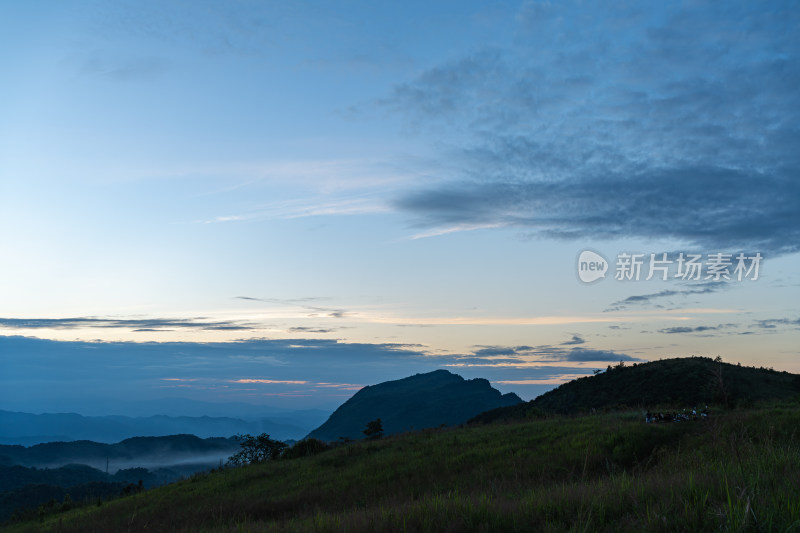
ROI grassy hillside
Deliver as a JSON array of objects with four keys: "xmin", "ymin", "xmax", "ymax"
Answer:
[
  {"xmin": 7, "ymin": 402, "xmax": 800, "ymax": 532},
  {"xmin": 471, "ymin": 357, "xmax": 800, "ymax": 424}
]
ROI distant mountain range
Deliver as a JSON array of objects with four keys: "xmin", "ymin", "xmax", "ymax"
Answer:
[
  {"xmin": 307, "ymin": 369, "xmax": 522, "ymax": 441},
  {"xmin": 0, "ymin": 434, "xmax": 239, "ymax": 471},
  {"xmin": 0, "ymin": 411, "xmax": 312, "ymax": 446},
  {"xmin": 0, "ymin": 435, "xmax": 242, "ymax": 522},
  {"xmin": 470, "ymin": 357, "xmax": 800, "ymax": 423}
]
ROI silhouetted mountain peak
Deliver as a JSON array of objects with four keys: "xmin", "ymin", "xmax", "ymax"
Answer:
[{"xmin": 307, "ymin": 370, "xmax": 522, "ymax": 441}]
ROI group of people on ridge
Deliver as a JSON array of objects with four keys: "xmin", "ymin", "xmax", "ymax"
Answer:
[{"xmin": 645, "ymin": 406, "xmax": 709, "ymax": 423}]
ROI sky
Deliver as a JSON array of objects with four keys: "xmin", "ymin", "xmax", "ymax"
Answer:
[{"xmin": 1, "ymin": 0, "xmax": 798, "ymax": 415}]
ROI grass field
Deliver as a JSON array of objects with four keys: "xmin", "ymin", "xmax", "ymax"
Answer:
[{"xmin": 7, "ymin": 404, "xmax": 800, "ymax": 532}]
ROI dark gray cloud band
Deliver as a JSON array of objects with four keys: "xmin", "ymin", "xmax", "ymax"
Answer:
[
  {"xmin": 386, "ymin": 1, "xmax": 799, "ymax": 256},
  {"xmin": 396, "ymin": 167, "xmax": 799, "ymax": 255},
  {"xmin": 466, "ymin": 342, "xmax": 641, "ymax": 363}
]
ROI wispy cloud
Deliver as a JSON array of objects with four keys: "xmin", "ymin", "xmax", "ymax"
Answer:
[
  {"xmin": 368, "ymin": 315, "xmax": 624, "ymax": 326},
  {"xmin": 0, "ymin": 317, "xmax": 254, "ymax": 331},
  {"xmin": 605, "ymin": 282, "xmax": 729, "ymax": 312},
  {"xmin": 754, "ymin": 317, "xmax": 800, "ymax": 330},
  {"xmin": 472, "ymin": 345, "xmax": 532, "ymax": 357},
  {"xmin": 90, "ymin": 1, "xmax": 283, "ymax": 58},
  {"xmin": 561, "ymin": 335, "xmax": 586, "ymax": 346},
  {"xmin": 658, "ymin": 324, "xmax": 736, "ymax": 335},
  {"xmin": 407, "ymin": 222, "xmax": 506, "ymax": 240},
  {"xmin": 314, "ymin": 382, "xmax": 363, "ymax": 390},
  {"xmin": 235, "ymin": 296, "xmax": 329, "ymax": 304},
  {"xmin": 229, "ymin": 379, "xmax": 309, "ymax": 385},
  {"xmin": 186, "ymin": 157, "xmax": 430, "ymax": 225},
  {"xmin": 454, "ymin": 343, "xmax": 643, "ymax": 366},
  {"xmin": 288, "ymin": 326, "xmax": 339, "ymax": 334},
  {"xmin": 234, "ymin": 296, "xmax": 350, "ymax": 319},
  {"xmin": 365, "ymin": 312, "xmax": 714, "ymax": 327},
  {"xmin": 81, "ymin": 55, "xmax": 169, "ymax": 82},
  {"xmin": 496, "ymin": 374, "xmax": 589, "ymax": 386},
  {"xmin": 204, "ymin": 196, "xmax": 390, "ymax": 224}
]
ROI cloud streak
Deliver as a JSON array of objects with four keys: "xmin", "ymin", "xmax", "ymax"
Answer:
[
  {"xmin": 234, "ymin": 296, "xmax": 350, "ymax": 319},
  {"xmin": 205, "ymin": 197, "xmax": 390, "ymax": 224},
  {"xmin": 658, "ymin": 324, "xmax": 735, "ymax": 335},
  {"xmin": 561, "ymin": 335, "xmax": 586, "ymax": 346},
  {"xmin": 754, "ymin": 317, "xmax": 800, "ymax": 330},
  {"xmin": 605, "ymin": 282, "xmax": 729, "ymax": 312},
  {"xmin": 456, "ymin": 343, "xmax": 642, "ymax": 366},
  {"xmin": 0, "ymin": 317, "xmax": 254, "ymax": 331}
]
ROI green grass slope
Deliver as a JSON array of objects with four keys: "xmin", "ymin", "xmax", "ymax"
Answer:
[{"xmin": 8, "ymin": 403, "xmax": 800, "ymax": 532}]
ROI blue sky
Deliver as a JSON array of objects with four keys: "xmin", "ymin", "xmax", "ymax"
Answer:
[{"xmin": 1, "ymin": 0, "xmax": 798, "ymax": 414}]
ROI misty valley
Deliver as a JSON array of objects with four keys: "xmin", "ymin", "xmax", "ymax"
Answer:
[{"xmin": 0, "ymin": 433, "xmax": 235, "ymax": 521}]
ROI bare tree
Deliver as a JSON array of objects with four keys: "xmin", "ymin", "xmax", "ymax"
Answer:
[{"xmin": 709, "ymin": 358, "xmax": 729, "ymax": 408}]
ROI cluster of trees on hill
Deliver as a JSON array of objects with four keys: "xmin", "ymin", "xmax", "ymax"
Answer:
[
  {"xmin": 470, "ymin": 357, "xmax": 800, "ymax": 424},
  {"xmin": 227, "ymin": 419, "xmax": 384, "ymax": 467},
  {"xmin": 535, "ymin": 356, "xmax": 799, "ymax": 412}
]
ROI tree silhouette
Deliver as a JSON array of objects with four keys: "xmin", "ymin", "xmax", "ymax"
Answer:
[
  {"xmin": 227, "ymin": 433, "xmax": 287, "ymax": 466},
  {"xmin": 363, "ymin": 418, "xmax": 384, "ymax": 440},
  {"xmin": 709, "ymin": 361, "xmax": 729, "ymax": 408}
]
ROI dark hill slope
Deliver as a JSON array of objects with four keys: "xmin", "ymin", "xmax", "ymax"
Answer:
[
  {"xmin": 307, "ymin": 369, "xmax": 522, "ymax": 441},
  {"xmin": 471, "ymin": 357, "xmax": 800, "ymax": 423}
]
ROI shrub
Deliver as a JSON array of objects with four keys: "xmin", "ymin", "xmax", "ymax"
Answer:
[{"xmin": 282, "ymin": 438, "xmax": 331, "ymax": 459}]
